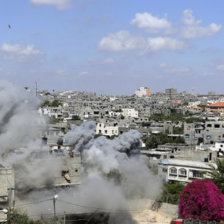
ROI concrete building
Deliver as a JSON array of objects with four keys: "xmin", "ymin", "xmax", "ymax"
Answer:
[
  {"xmin": 96, "ymin": 122, "xmax": 119, "ymax": 137},
  {"xmin": 184, "ymin": 122, "xmax": 204, "ymax": 145},
  {"xmin": 206, "ymin": 102, "xmax": 224, "ymax": 113},
  {"xmin": 54, "ymin": 154, "xmax": 81, "ymax": 186},
  {"xmin": 135, "ymin": 87, "xmax": 151, "ymax": 97},
  {"xmin": 122, "ymin": 108, "xmax": 139, "ymax": 118},
  {"xmin": 158, "ymin": 159, "xmax": 213, "ymax": 184},
  {"xmin": 165, "ymin": 88, "xmax": 177, "ymax": 98},
  {"xmin": 0, "ymin": 166, "xmax": 15, "ymax": 223},
  {"xmin": 204, "ymin": 121, "xmax": 224, "ymax": 144}
]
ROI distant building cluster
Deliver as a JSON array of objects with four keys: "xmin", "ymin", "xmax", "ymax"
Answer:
[
  {"xmin": 135, "ymin": 87, "xmax": 151, "ymax": 97},
  {"xmin": 0, "ymin": 85, "xmax": 221, "ymax": 218}
]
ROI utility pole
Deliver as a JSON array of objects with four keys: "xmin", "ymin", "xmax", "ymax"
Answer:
[{"xmin": 53, "ymin": 195, "xmax": 58, "ymax": 220}]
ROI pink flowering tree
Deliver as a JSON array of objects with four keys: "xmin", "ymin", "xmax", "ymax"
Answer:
[{"xmin": 179, "ymin": 180, "xmax": 224, "ymax": 221}]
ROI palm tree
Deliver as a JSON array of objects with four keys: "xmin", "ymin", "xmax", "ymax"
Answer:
[{"xmin": 208, "ymin": 159, "xmax": 224, "ymax": 193}]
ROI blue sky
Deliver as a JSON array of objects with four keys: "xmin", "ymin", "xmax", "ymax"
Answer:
[{"xmin": 1, "ymin": 0, "xmax": 224, "ymax": 95}]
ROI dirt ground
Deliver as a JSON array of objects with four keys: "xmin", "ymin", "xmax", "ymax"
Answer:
[{"xmin": 132, "ymin": 209, "xmax": 172, "ymax": 224}]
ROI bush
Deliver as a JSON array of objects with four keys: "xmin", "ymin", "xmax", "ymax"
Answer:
[
  {"xmin": 159, "ymin": 182, "xmax": 185, "ymax": 205},
  {"xmin": 179, "ymin": 180, "xmax": 224, "ymax": 222}
]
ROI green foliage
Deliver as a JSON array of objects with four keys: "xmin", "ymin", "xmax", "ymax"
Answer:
[
  {"xmin": 40, "ymin": 99, "xmax": 61, "ymax": 108},
  {"xmin": 173, "ymin": 125, "xmax": 184, "ymax": 134},
  {"xmin": 40, "ymin": 100, "xmax": 50, "ymax": 107},
  {"xmin": 71, "ymin": 115, "xmax": 80, "ymax": 120},
  {"xmin": 158, "ymin": 182, "xmax": 185, "ymax": 205},
  {"xmin": 7, "ymin": 209, "xmax": 44, "ymax": 224},
  {"xmin": 106, "ymin": 135, "xmax": 117, "ymax": 140},
  {"xmin": 7, "ymin": 209, "xmax": 30, "ymax": 224},
  {"xmin": 174, "ymin": 136, "xmax": 185, "ymax": 144},
  {"xmin": 185, "ymin": 117, "xmax": 204, "ymax": 123},
  {"xmin": 145, "ymin": 133, "xmax": 185, "ymax": 149},
  {"xmin": 50, "ymin": 116, "xmax": 61, "ymax": 124},
  {"xmin": 150, "ymin": 111, "xmax": 204, "ymax": 123},
  {"xmin": 94, "ymin": 133, "xmax": 103, "ymax": 139},
  {"xmin": 50, "ymin": 100, "xmax": 61, "ymax": 107},
  {"xmin": 141, "ymin": 122, "xmax": 151, "ymax": 127},
  {"xmin": 208, "ymin": 159, "xmax": 224, "ymax": 193}
]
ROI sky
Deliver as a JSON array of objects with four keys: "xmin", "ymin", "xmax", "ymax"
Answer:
[{"xmin": 1, "ymin": 0, "xmax": 224, "ymax": 95}]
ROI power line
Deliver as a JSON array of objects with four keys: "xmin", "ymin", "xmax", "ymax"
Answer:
[{"xmin": 58, "ymin": 199, "xmax": 145, "ymax": 213}]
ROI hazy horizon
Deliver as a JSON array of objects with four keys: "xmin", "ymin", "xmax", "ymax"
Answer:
[{"xmin": 1, "ymin": 0, "xmax": 224, "ymax": 95}]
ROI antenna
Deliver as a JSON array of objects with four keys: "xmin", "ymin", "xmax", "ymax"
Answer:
[{"xmin": 35, "ymin": 81, "xmax": 37, "ymax": 96}]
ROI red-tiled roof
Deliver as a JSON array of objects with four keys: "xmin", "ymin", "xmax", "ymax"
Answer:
[{"xmin": 207, "ymin": 102, "xmax": 224, "ymax": 108}]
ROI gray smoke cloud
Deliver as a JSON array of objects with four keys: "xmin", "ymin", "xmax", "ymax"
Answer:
[
  {"xmin": 0, "ymin": 81, "xmax": 162, "ymax": 223},
  {"xmin": 0, "ymin": 81, "xmax": 45, "ymax": 157},
  {"xmin": 64, "ymin": 121, "xmax": 96, "ymax": 151},
  {"xmin": 61, "ymin": 122, "xmax": 162, "ymax": 222},
  {"xmin": 0, "ymin": 81, "xmax": 64, "ymax": 192}
]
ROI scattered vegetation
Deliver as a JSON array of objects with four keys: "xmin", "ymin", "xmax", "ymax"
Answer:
[
  {"xmin": 150, "ymin": 109, "xmax": 204, "ymax": 123},
  {"xmin": 40, "ymin": 99, "xmax": 62, "ymax": 107},
  {"xmin": 208, "ymin": 159, "xmax": 224, "ymax": 193},
  {"xmin": 173, "ymin": 125, "xmax": 184, "ymax": 134},
  {"xmin": 7, "ymin": 208, "xmax": 45, "ymax": 224},
  {"xmin": 158, "ymin": 182, "xmax": 185, "ymax": 205},
  {"xmin": 49, "ymin": 116, "xmax": 61, "ymax": 124},
  {"xmin": 145, "ymin": 133, "xmax": 185, "ymax": 149},
  {"xmin": 71, "ymin": 115, "xmax": 81, "ymax": 120}
]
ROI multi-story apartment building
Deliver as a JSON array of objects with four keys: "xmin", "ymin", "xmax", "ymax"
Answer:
[
  {"xmin": 135, "ymin": 87, "xmax": 151, "ymax": 97},
  {"xmin": 122, "ymin": 108, "xmax": 139, "ymax": 118},
  {"xmin": 96, "ymin": 122, "xmax": 119, "ymax": 137}
]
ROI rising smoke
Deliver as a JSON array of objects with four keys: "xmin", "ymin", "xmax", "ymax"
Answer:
[{"xmin": 0, "ymin": 81, "xmax": 162, "ymax": 223}]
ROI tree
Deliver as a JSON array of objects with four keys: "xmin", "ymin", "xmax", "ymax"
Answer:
[
  {"xmin": 179, "ymin": 180, "xmax": 224, "ymax": 222},
  {"xmin": 50, "ymin": 99, "xmax": 61, "ymax": 107},
  {"xmin": 145, "ymin": 133, "xmax": 185, "ymax": 149},
  {"xmin": 40, "ymin": 99, "xmax": 61, "ymax": 108},
  {"xmin": 209, "ymin": 159, "xmax": 224, "ymax": 194},
  {"xmin": 71, "ymin": 115, "xmax": 80, "ymax": 120},
  {"xmin": 159, "ymin": 182, "xmax": 185, "ymax": 205}
]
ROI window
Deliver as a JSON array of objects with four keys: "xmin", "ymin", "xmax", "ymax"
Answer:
[
  {"xmin": 162, "ymin": 168, "xmax": 167, "ymax": 172},
  {"xmin": 179, "ymin": 168, "xmax": 187, "ymax": 177},
  {"xmin": 169, "ymin": 167, "xmax": 177, "ymax": 176},
  {"xmin": 215, "ymin": 124, "xmax": 220, "ymax": 128},
  {"xmin": 105, "ymin": 130, "xmax": 107, "ymax": 134},
  {"xmin": 207, "ymin": 124, "xmax": 212, "ymax": 128},
  {"xmin": 189, "ymin": 170, "xmax": 203, "ymax": 178}
]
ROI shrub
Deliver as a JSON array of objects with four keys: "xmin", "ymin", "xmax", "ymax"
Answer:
[{"xmin": 179, "ymin": 180, "xmax": 224, "ymax": 222}]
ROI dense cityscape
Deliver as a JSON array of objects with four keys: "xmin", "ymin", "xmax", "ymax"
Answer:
[{"xmin": 0, "ymin": 84, "xmax": 223, "ymax": 223}]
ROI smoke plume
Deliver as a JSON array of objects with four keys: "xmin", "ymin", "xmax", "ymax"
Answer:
[{"xmin": 0, "ymin": 81, "xmax": 162, "ymax": 223}]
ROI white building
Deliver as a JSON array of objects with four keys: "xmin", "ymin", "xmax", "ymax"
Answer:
[
  {"xmin": 209, "ymin": 142, "xmax": 224, "ymax": 156},
  {"xmin": 135, "ymin": 87, "xmax": 151, "ymax": 97},
  {"xmin": 122, "ymin": 108, "xmax": 138, "ymax": 118},
  {"xmin": 96, "ymin": 123, "xmax": 119, "ymax": 137},
  {"xmin": 158, "ymin": 159, "xmax": 213, "ymax": 184}
]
